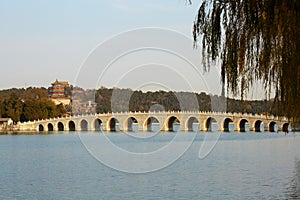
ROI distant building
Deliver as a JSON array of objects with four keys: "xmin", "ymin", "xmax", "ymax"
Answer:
[
  {"xmin": 49, "ymin": 79, "xmax": 70, "ymax": 98},
  {"xmin": 49, "ymin": 80, "xmax": 71, "ymax": 106},
  {"xmin": 72, "ymin": 99, "xmax": 97, "ymax": 115},
  {"xmin": 51, "ymin": 98, "xmax": 71, "ymax": 106},
  {"xmin": 0, "ymin": 118, "xmax": 13, "ymax": 130}
]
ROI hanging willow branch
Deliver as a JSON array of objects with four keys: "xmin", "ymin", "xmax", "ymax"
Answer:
[{"xmin": 192, "ymin": 0, "xmax": 300, "ymax": 122}]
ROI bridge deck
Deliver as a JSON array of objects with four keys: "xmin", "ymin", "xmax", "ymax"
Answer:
[{"xmin": 16, "ymin": 111, "xmax": 290, "ymax": 133}]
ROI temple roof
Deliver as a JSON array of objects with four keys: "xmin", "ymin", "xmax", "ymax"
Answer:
[{"xmin": 52, "ymin": 79, "xmax": 69, "ymax": 86}]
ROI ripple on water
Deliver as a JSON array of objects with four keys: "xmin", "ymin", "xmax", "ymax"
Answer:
[{"xmin": 0, "ymin": 132, "xmax": 299, "ymax": 199}]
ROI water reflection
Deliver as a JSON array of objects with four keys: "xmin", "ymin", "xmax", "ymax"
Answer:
[{"xmin": 286, "ymin": 159, "xmax": 300, "ymax": 199}]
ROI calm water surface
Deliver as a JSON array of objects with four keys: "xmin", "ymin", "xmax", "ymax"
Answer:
[{"xmin": 0, "ymin": 132, "xmax": 299, "ymax": 200}]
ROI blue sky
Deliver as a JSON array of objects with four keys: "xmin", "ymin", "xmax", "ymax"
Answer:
[
  {"xmin": 0, "ymin": 0, "xmax": 203, "ymax": 89},
  {"xmin": 0, "ymin": 0, "xmax": 268, "ymax": 100}
]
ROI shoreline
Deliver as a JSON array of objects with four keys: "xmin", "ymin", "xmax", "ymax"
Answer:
[{"xmin": 0, "ymin": 130, "xmax": 299, "ymax": 135}]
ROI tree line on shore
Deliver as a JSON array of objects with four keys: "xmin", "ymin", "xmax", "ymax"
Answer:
[
  {"xmin": 0, "ymin": 87, "xmax": 67, "ymax": 122},
  {"xmin": 94, "ymin": 88, "xmax": 277, "ymax": 115},
  {"xmin": 0, "ymin": 87, "xmax": 279, "ymax": 123}
]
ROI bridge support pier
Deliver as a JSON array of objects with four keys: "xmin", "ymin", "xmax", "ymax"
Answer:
[{"xmin": 17, "ymin": 112, "xmax": 290, "ymax": 134}]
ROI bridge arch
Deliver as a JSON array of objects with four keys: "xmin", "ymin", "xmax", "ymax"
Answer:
[
  {"xmin": 167, "ymin": 116, "xmax": 180, "ymax": 132},
  {"xmin": 58, "ymin": 122, "xmax": 64, "ymax": 131},
  {"xmin": 94, "ymin": 118, "xmax": 102, "ymax": 131},
  {"xmin": 269, "ymin": 121, "xmax": 278, "ymax": 132},
  {"xmin": 282, "ymin": 123, "xmax": 290, "ymax": 133},
  {"xmin": 205, "ymin": 117, "xmax": 218, "ymax": 132},
  {"xmin": 239, "ymin": 119, "xmax": 249, "ymax": 132},
  {"xmin": 38, "ymin": 124, "xmax": 44, "ymax": 132},
  {"xmin": 17, "ymin": 111, "xmax": 291, "ymax": 133},
  {"xmin": 47, "ymin": 123, "xmax": 54, "ymax": 131},
  {"xmin": 186, "ymin": 116, "xmax": 199, "ymax": 132},
  {"xmin": 68, "ymin": 121, "xmax": 76, "ymax": 131},
  {"xmin": 254, "ymin": 120, "xmax": 263, "ymax": 132},
  {"xmin": 80, "ymin": 119, "xmax": 88, "ymax": 131},
  {"xmin": 144, "ymin": 116, "xmax": 160, "ymax": 132},
  {"xmin": 126, "ymin": 117, "xmax": 138, "ymax": 132},
  {"xmin": 108, "ymin": 117, "xmax": 119, "ymax": 132},
  {"xmin": 223, "ymin": 118, "xmax": 233, "ymax": 132}
]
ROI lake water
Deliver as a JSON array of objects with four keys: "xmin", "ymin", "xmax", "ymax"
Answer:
[{"xmin": 0, "ymin": 131, "xmax": 299, "ymax": 200}]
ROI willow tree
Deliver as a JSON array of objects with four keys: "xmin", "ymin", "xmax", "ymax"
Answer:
[{"xmin": 192, "ymin": 0, "xmax": 299, "ymax": 123}]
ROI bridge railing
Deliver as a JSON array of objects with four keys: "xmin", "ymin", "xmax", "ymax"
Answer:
[{"xmin": 17, "ymin": 111, "xmax": 288, "ymax": 125}]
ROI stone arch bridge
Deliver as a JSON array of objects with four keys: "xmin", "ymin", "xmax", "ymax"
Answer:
[{"xmin": 16, "ymin": 111, "xmax": 290, "ymax": 133}]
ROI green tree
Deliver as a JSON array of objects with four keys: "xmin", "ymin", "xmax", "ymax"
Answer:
[
  {"xmin": 0, "ymin": 97, "xmax": 4, "ymax": 117},
  {"xmin": 192, "ymin": 0, "xmax": 299, "ymax": 121},
  {"xmin": 23, "ymin": 98, "xmax": 57, "ymax": 121},
  {"xmin": 21, "ymin": 87, "xmax": 49, "ymax": 101},
  {"xmin": 55, "ymin": 103, "xmax": 67, "ymax": 117},
  {"xmin": 3, "ymin": 93, "xmax": 23, "ymax": 122}
]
